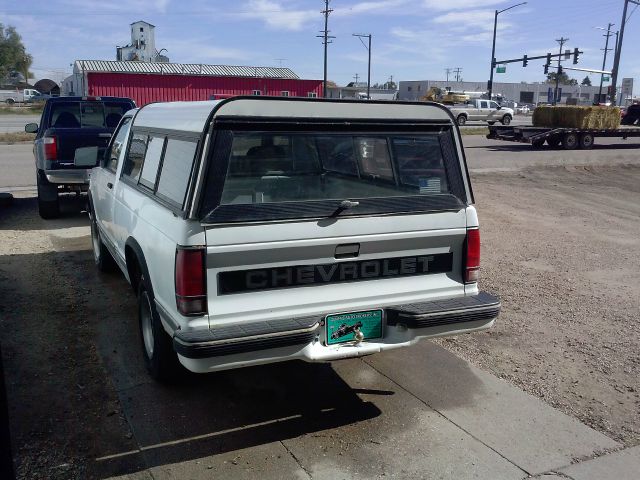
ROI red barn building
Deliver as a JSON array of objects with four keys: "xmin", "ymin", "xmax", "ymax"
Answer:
[{"xmin": 62, "ymin": 60, "xmax": 323, "ymax": 106}]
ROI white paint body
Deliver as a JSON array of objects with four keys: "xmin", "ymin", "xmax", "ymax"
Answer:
[{"xmin": 90, "ymin": 98, "xmax": 493, "ymax": 373}]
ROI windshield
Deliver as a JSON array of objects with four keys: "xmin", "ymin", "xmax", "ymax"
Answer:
[{"xmin": 200, "ymin": 127, "xmax": 467, "ymax": 223}]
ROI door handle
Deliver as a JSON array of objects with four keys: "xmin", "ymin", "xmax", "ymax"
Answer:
[{"xmin": 107, "ymin": 182, "xmax": 113, "ymax": 189}]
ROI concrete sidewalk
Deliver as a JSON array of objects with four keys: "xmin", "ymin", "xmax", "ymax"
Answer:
[{"xmin": 103, "ymin": 341, "xmax": 637, "ymax": 479}]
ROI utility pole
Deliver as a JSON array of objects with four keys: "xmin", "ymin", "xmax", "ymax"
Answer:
[
  {"xmin": 454, "ymin": 67, "xmax": 462, "ymax": 82},
  {"xmin": 611, "ymin": 0, "xmax": 640, "ymax": 106},
  {"xmin": 553, "ymin": 37, "xmax": 568, "ymax": 105},
  {"xmin": 354, "ymin": 73, "xmax": 360, "ymax": 84},
  {"xmin": 597, "ymin": 24, "xmax": 614, "ymax": 104},
  {"xmin": 445, "ymin": 68, "xmax": 452, "ymax": 83},
  {"xmin": 317, "ymin": 0, "xmax": 334, "ymax": 98},
  {"xmin": 353, "ymin": 33, "xmax": 372, "ymax": 99}
]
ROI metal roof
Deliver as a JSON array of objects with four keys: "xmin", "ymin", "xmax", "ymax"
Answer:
[{"xmin": 73, "ymin": 60, "xmax": 300, "ymax": 79}]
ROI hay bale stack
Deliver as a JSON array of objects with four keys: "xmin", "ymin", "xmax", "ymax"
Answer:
[{"xmin": 533, "ymin": 106, "xmax": 620, "ymax": 129}]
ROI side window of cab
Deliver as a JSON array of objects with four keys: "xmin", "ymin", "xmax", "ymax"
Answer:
[{"xmin": 105, "ymin": 117, "xmax": 132, "ymax": 173}]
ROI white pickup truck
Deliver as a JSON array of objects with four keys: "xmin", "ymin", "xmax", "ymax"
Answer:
[
  {"xmin": 0, "ymin": 88, "xmax": 45, "ymax": 104},
  {"xmin": 88, "ymin": 97, "xmax": 500, "ymax": 381},
  {"xmin": 448, "ymin": 99, "xmax": 513, "ymax": 126}
]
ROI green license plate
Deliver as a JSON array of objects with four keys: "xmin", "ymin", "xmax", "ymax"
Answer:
[{"xmin": 326, "ymin": 310, "xmax": 383, "ymax": 345}]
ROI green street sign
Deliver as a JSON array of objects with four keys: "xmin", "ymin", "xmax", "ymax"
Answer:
[
  {"xmin": 603, "ymin": 75, "xmax": 610, "ymax": 81},
  {"xmin": 496, "ymin": 66, "xmax": 506, "ymax": 74}
]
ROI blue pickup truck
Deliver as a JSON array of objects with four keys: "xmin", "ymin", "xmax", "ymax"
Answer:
[{"xmin": 25, "ymin": 96, "xmax": 135, "ymax": 218}]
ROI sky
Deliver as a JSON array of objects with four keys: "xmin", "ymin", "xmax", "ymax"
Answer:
[{"xmin": 3, "ymin": 0, "xmax": 640, "ymax": 92}]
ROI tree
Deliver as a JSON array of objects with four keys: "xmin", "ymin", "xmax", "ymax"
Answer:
[
  {"xmin": 0, "ymin": 24, "xmax": 33, "ymax": 84},
  {"xmin": 581, "ymin": 76, "xmax": 592, "ymax": 86},
  {"xmin": 546, "ymin": 71, "xmax": 578, "ymax": 86}
]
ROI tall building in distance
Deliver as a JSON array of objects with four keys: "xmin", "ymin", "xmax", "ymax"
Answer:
[{"xmin": 116, "ymin": 21, "xmax": 169, "ymax": 63}]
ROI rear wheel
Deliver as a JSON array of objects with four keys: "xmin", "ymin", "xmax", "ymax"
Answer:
[
  {"xmin": 579, "ymin": 133, "xmax": 595, "ymax": 150},
  {"xmin": 456, "ymin": 115, "xmax": 467, "ymax": 126},
  {"xmin": 562, "ymin": 133, "xmax": 579, "ymax": 150},
  {"xmin": 138, "ymin": 274, "xmax": 182, "ymax": 382},
  {"xmin": 531, "ymin": 139, "xmax": 545, "ymax": 149},
  {"xmin": 36, "ymin": 172, "xmax": 60, "ymax": 219},
  {"xmin": 501, "ymin": 115, "xmax": 512, "ymax": 125},
  {"xmin": 5, "ymin": 98, "xmax": 14, "ymax": 105}
]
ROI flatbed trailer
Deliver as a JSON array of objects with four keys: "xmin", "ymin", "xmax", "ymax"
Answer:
[{"xmin": 487, "ymin": 125, "xmax": 640, "ymax": 150}]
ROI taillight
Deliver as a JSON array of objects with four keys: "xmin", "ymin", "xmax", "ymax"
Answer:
[
  {"xmin": 464, "ymin": 228, "xmax": 480, "ymax": 283},
  {"xmin": 175, "ymin": 246, "xmax": 207, "ymax": 316},
  {"xmin": 43, "ymin": 136, "xmax": 57, "ymax": 161}
]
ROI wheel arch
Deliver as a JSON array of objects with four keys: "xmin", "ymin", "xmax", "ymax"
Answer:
[{"xmin": 124, "ymin": 237, "xmax": 152, "ymax": 295}]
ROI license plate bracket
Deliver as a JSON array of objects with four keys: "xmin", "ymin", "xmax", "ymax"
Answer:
[{"xmin": 325, "ymin": 310, "xmax": 383, "ymax": 345}]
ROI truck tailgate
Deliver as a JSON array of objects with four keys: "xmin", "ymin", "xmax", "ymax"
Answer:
[{"xmin": 204, "ymin": 210, "xmax": 467, "ymax": 328}]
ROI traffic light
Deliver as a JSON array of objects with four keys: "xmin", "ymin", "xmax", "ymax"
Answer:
[
  {"xmin": 558, "ymin": 66, "xmax": 563, "ymax": 75},
  {"xmin": 546, "ymin": 53, "xmax": 552, "ymax": 65},
  {"xmin": 544, "ymin": 63, "xmax": 549, "ymax": 75},
  {"xmin": 573, "ymin": 48, "xmax": 580, "ymax": 64},
  {"xmin": 523, "ymin": 55, "xmax": 528, "ymax": 67}
]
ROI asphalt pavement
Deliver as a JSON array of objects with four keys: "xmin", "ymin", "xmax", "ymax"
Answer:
[
  {"xmin": 0, "ymin": 114, "xmax": 40, "ymax": 134},
  {"xmin": 0, "ymin": 144, "xmax": 34, "ymax": 190}
]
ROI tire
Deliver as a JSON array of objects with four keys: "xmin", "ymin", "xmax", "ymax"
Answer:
[
  {"xmin": 90, "ymin": 205, "xmax": 116, "ymax": 272},
  {"xmin": 36, "ymin": 172, "xmax": 60, "ymax": 219},
  {"xmin": 501, "ymin": 115, "xmax": 512, "ymax": 125},
  {"xmin": 487, "ymin": 121, "xmax": 496, "ymax": 126},
  {"xmin": 531, "ymin": 139, "xmax": 545, "ymax": 149},
  {"xmin": 138, "ymin": 274, "xmax": 182, "ymax": 382},
  {"xmin": 579, "ymin": 133, "xmax": 595, "ymax": 150},
  {"xmin": 547, "ymin": 137, "xmax": 561, "ymax": 148},
  {"xmin": 562, "ymin": 132, "xmax": 579, "ymax": 150},
  {"xmin": 456, "ymin": 115, "xmax": 467, "ymax": 126},
  {"xmin": 5, "ymin": 99, "xmax": 14, "ymax": 105}
]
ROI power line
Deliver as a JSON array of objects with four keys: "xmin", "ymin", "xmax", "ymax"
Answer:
[
  {"xmin": 553, "ymin": 37, "xmax": 569, "ymax": 105},
  {"xmin": 598, "ymin": 24, "xmax": 615, "ymax": 104},
  {"xmin": 317, "ymin": 0, "xmax": 334, "ymax": 98},
  {"xmin": 445, "ymin": 68, "xmax": 452, "ymax": 83}
]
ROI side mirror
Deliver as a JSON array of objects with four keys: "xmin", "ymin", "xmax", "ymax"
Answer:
[
  {"xmin": 497, "ymin": 105, "xmax": 502, "ymax": 110},
  {"xmin": 25, "ymin": 123, "xmax": 38, "ymax": 133}
]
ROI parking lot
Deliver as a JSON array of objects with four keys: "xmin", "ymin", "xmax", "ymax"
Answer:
[{"xmin": 1, "ymin": 137, "xmax": 639, "ymax": 479}]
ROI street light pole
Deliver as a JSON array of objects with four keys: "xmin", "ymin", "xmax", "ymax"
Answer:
[
  {"xmin": 353, "ymin": 33, "xmax": 372, "ymax": 99},
  {"xmin": 611, "ymin": 0, "xmax": 640, "ymax": 106},
  {"xmin": 487, "ymin": 2, "xmax": 526, "ymax": 101},
  {"xmin": 488, "ymin": 10, "xmax": 498, "ymax": 100}
]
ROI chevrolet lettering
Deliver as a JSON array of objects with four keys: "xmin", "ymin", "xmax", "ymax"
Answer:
[
  {"xmin": 220, "ymin": 253, "xmax": 453, "ymax": 294},
  {"xmin": 88, "ymin": 97, "xmax": 500, "ymax": 381}
]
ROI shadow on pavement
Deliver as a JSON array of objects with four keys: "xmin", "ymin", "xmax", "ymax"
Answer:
[{"xmin": 0, "ymin": 247, "xmax": 383, "ymax": 479}]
